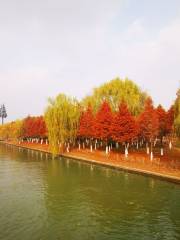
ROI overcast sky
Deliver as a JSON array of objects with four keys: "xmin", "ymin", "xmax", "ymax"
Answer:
[{"xmin": 0, "ymin": 0, "xmax": 180, "ymax": 121}]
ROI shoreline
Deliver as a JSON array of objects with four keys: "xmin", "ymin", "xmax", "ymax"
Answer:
[
  {"xmin": 2, "ymin": 141, "xmax": 180, "ymax": 184},
  {"xmin": 64, "ymin": 153, "xmax": 180, "ymax": 184}
]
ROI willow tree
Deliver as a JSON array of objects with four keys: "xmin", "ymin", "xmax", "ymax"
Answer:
[
  {"xmin": 81, "ymin": 77, "xmax": 147, "ymax": 116},
  {"xmin": 44, "ymin": 94, "xmax": 80, "ymax": 155},
  {"xmin": 10, "ymin": 120, "xmax": 23, "ymax": 140}
]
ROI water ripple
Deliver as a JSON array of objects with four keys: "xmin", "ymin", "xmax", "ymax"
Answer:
[{"xmin": 0, "ymin": 143, "xmax": 180, "ymax": 240}]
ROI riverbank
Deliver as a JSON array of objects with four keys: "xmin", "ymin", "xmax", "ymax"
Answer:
[{"xmin": 2, "ymin": 140, "xmax": 180, "ymax": 184}]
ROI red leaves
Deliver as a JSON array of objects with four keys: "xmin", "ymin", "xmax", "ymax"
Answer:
[
  {"xmin": 166, "ymin": 106, "xmax": 174, "ymax": 134},
  {"xmin": 138, "ymin": 100, "xmax": 174, "ymax": 143},
  {"xmin": 95, "ymin": 101, "xmax": 113, "ymax": 141},
  {"xmin": 155, "ymin": 105, "xmax": 174, "ymax": 138},
  {"xmin": 138, "ymin": 98, "xmax": 159, "ymax": 141},
  {"xmin": 111, "ymin": 101, "xmax": 137, "ymax": 143},
  {"xmin": 156, "ymin": 105, "xmax": 167, "ymax": 137},
  {"xmin": 36, "ymin": 116, "xmax": 47, "ymax": 138},
  {"xmin": 78, "ymin": 98, "xmax": 173, "ymax": 145},
  {"xmin": 78, "ymin": 100, "xmax": 138, "ymax": 144},
  {"xmin": 78, "ymin": 104, "xmax": 94, "ymax": 139},
  {"xmin": 22, "ymin": 116, "xmax": 47, "ymax": 138}
]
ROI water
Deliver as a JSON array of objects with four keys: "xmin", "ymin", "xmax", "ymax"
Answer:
[{"xmin": 0, "ymin": 143, "xmax": 180, "ymax": 240}]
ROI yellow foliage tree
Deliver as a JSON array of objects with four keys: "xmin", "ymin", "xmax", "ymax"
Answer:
[
  {"xmin": 81, "ymin": 77, "xmax": 147, "ymax": 115},
  {"xmin": 0, "ymin": 120, "xmax": 23, "ymax": 140},
  {"xmin": 44, "ymin": 94, "xmax": 80, "ymax": 155}
]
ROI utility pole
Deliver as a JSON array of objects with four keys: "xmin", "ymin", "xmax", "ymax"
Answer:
[{"xmin": 0, "ymin": 104, "xmax": 7, "ymax": 125}]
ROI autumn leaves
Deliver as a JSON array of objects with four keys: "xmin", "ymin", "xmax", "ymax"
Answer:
[
  {"xmin": 78, "ymin": 97, "xmax": 174, "ymax": 158},
  {"xmin": 0, "ymin": 116, "xmax": 47, "ymax": 143},
  {"xmin": 78, "ymin": 101, "xmax": 137, "ymax": 145},
  {"xmin": 22, "ymin": 116, "xmax": 47, "ymax": 139},
  {"xmin": 0, "ymin": 78, "xmax": 176, "ymax": 158}
]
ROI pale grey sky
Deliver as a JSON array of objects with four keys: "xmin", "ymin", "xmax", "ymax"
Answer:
[{"xmin": 0, "ymin": 0, "xmax": 180, "ymax": 121}]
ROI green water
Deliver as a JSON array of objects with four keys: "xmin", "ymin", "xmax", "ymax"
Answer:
[{"xmin": 0, "ymin": 143, "xmax": 180, "ymax": 240}]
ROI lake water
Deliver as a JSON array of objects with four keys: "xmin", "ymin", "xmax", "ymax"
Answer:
[{"xmin": 0, "ymin": 143, "xmax": 180, "ymax": 240}]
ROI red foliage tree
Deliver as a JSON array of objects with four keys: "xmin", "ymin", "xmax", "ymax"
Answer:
[
  {"xmin": 134, "ymin": 116, "xmax": 141, "ymax": 140},
  {"xmin": 138, "ymin": 98, "xmax": 159, "ymax": 145},
  {"xmin": 78, "ymin": 104, "xmax": 94, "ymax": 139},
  {"xmin": 22, "ymin": 116, "xmax": 47, "ymax": 139},
  {"xmin": 156, "ymin": 105, "xmax": 167, "ymax": 142},
  {"xmin": 166, "ymin": 105, "xmax": 174, "ymax": 135},
  {"xmin": 94, "ymin": 101, "xmax": 113, "ymax": 143},
  {"xmin": 36, "ymin": 116, "xmax": 47, "ymax": 138},
  {"xmin": 22, "ymin": 116, "xmax": 33, "ymax": 138},
  {"xmin": 111, "ymin": 101, "xmax": 137, "ymax": 144}
]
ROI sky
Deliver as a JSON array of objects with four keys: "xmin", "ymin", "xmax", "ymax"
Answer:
[{"xmin": 0, "ymin": 0, "xmax": 180, "ymax": 121}]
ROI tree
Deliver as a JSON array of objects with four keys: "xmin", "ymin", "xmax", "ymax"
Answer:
[
  {"xmin": 0, "ymin": 104, "xmax": 7, "ymax": 125},
  {"xmin": 0, "ymin": 123, "xmax": 10, "ymax": 139},
  {"xmin": 37, "ymin": 116, "xmax": 47, "ymax": 138},
  {"xmin": 44, "ymin": 94, "xmax": 80, "ymax": 155},
  {"xmin": 175, "ymin": 117, "xmax": 180, "ymax": 138},
  {"xmin": 174, "ymin": 89, "xmax": 180, "ymax": 137},
  {"xmin": 22, "ymin": 116, "xmax": 34, "ymax": 138},
  {"xmin": 166, "ymin": 105, "xmax": 174, "ymax": 136},
  {"xmin": 78, "ymin": 104, "xmax": 94, "ymax": 139},
  {"xmin": 21, "ymin": 116, "xmax": 47, "ymax": 139},
  {"xmin": 95, "ymin": 101, "xmax": 113, "ymax": 144},
  {"xmin": 11, "ymin": 120, "xmax": 23, "ymax": 139},
  {"xmin": 111, "ymin": 101, "xmax": 137, "ymax": 145},
  {"xmin": 81, "ymin": 78, "xmax": 148, "ymax": 116},
  {"xmin": 138, "ymin": 98, "xmax": 159, "ymax": 150},
  {"xmin": 156, "ymin": 105, "xmax": 167, "ymax": 143},
  {"xmin": 0, "ymin": 119, "xmax": 23, "ymax": 140}
]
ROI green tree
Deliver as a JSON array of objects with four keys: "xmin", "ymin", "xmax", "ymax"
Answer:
[
  {"xmin": 81, "ymin": 77, "xmax": 147, "ymax": 115},
  {"xmin": 44, "ymin": 94, "xmax": 80, "ymax": 155}
]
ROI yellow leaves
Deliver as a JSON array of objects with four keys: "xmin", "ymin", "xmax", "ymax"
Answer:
[
  {"xmin": 81, "ymin": 77, "xmax": 148, "ymax": 116},
  {"xmin": 0, "ymin": 120, "xmax": 23, "ymax": 140},
  {"xmin": 44, "ymin": 94, "xmax": 80, "ymax": 156}
]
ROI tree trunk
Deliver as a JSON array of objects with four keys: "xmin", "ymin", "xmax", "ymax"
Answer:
[
  {"xmin": 90, "ymin": 145, "xmax": 92, "ymax": 152},
  {"xmin": 105, "ymin": 146, "xmax": 108, "ymax": 154},
  {"xmin": 160, "ymin": 148, "xmax": 163, "ymax": 156},
  {"xmin": 125, "ymin": 144, "xmax": 128, "ymax": 158},
  {"xmin": 150, "ymin": 151, "xmax": 153, "ymax": 161}
]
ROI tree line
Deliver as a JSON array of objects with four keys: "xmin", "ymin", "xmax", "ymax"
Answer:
[
  {"xmin": 0, "ymin": 116, "xmax": 47, "ymax": 142},
  {"xmin": 0, "ymin": 78, "xmax": 179, "ymax": 157}
]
